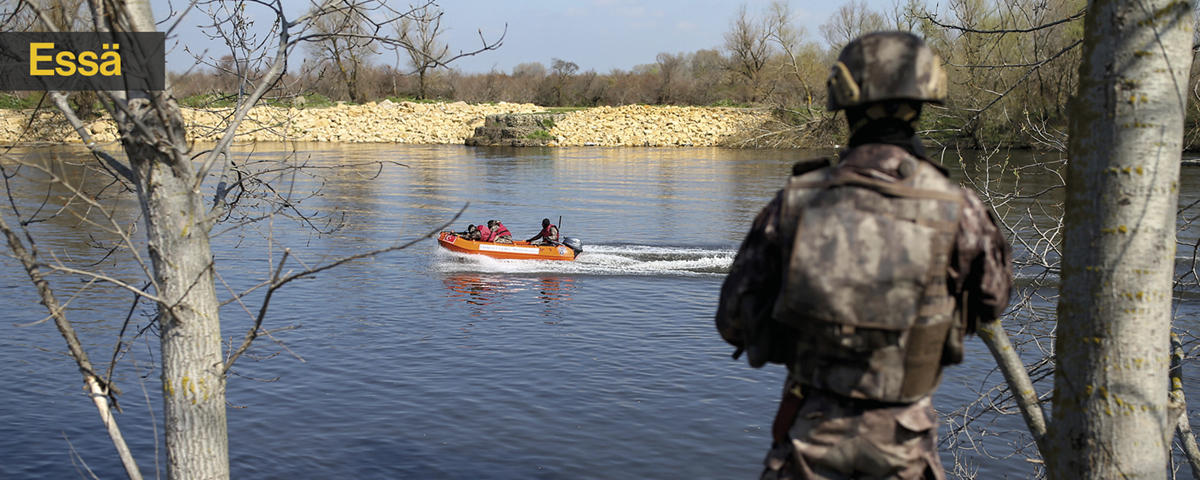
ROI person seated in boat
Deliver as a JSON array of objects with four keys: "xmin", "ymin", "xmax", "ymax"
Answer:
[
  {"xmin": 526, "ymin": 218, "xmax": 560, "ymax": 246},
  {"xmin": 456, "ymin": 224, "xmax": 482, "ymax": 241},
  {"xmin": 477, "ymin": 222, "xmax": 495, "ymax": 242},
  {"xmin": 487, "ymin": 220, "xmax": 514, "ymax": 244}
]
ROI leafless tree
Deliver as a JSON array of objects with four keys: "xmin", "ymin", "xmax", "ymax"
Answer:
[
  {"xmin": 393, "ymin": 3, "xmax": 447, "ymax": 100},
  {"xmin": 307, "ymin": 0, "xmax": 378, "ymax": 103},
  {"xmin": 1044, "ymin": 0, "xmax": 1191, "ymax": 474},
  {"xmin": 544, "ymin": 58, "xmax": 578, "ymax": 107},
  {"xmin": 654, "ymin": 52, "xmax": 686, "ymax": 105},
  {"xmin": 763, "ymin": 0, "xmax": 825, "ymax": 116},
  {"xmin": 724, "ymin": 4, "xmax": 773, "ymax": 103},
  {"xmin": 689, "ymin": 49, "xmax": 728, "ymax": 105},
  {"xmin": 0, "ymin": 1, "xmax": 495, "ymax": 479},
  {"xmin": 916, "ymin": 0, "xmax": 1199, "ymax": 476},
  {"xmin": 819, "ymin": 0, "xmax": 887, "ymax": 52}
]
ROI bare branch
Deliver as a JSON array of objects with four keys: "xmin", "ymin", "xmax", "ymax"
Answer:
[
  {"xmin": 222, "ymin": 203, "xmax": 467, "ymax": 373},
  {"xmin": 0, "ymin": 198, "xmax": 143, "ymax": 480},
  {"xmin": 977, "ymin": 318, "xmax": 1049, "ymax": 449},
  {"xmin": 1171, "ymin": 332, "xmax": 1200, "ymax": 478},
  {"xmin": 918, "ymin": 7, "xmax": 1086, "ymax": 35}
]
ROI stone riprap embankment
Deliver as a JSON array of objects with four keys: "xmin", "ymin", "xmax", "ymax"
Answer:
[
  {"xmin": 550, "ymin": 105, "xmax": 770, "ymax": 147},
  {"xmin": 0, "ymin": 101, "xmax": 773, "ymax": 147}
]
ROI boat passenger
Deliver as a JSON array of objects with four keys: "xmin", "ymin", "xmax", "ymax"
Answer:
[
  {"xmin": 527, "ymin": 218, "xmax": 560, "ymax": 245},
  {"xmin": 477, "ymin": 222, "xmax": 495, "ymax": 242},
  {"xmin": 457, "ymin": 224, "xmax": 482, "ymax": 241},
  {"xmin": 488, "ymin": 220, "xmax": 514, "ymax": 244}
]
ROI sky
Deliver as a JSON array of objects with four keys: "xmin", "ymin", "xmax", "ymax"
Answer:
[{"xmin": 148, "ymin": 0, "xmax": 888, "ymax": 75}]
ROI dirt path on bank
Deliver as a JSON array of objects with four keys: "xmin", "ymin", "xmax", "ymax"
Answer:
[{"xmin": 0, "ymin": 101, "xmax": 776, "ymax": 147}]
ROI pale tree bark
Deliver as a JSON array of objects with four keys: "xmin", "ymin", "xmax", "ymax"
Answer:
[
  {"xmin": 6, "ymin": 1, "xmax": 501, "ymax": 478},
  {"xmin": 129, "ymin": 115, "xmax": 228, "ymax": 480},
  {"xmin": 1047, "ymin": 0, "xmax": 1192, "ymax": 476},
  {"xmin": 0, "ymin": 211, "xmax": 144, "ymax": 480},
  {"xmin": 90, "ymin": 1, "xmax": 229, "ymax": 478}
]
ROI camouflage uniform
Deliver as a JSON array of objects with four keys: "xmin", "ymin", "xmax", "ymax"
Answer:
[
  {"xmin": 762, "ymin": 385, "xmax": 941, "ymax": 480},
  {"xmin": 715, "ymin": 32, "xmax": 1013, "ymax": 480},
  {"xmin": 458, "ymin": 225, "xmax": 483, "ymax": 241}
]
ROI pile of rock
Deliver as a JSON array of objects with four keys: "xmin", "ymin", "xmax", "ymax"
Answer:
[
  {"xmin": 0, "ymin": 100, "xmax": 544, "ymax": 144},
  {"xmin": 550, "ymin": 105, "xmax": 771, "ymax": 147},
  {"xmin": 181, "ymin": 100, "xmax": 545, "ymax": 143},
  {"xmin": 0, "ymin": 101, "xmax": 773, "ymax": 147}
]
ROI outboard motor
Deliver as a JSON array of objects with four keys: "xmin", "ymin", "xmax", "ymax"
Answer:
[{"xmin": 562, "ymin": 237, "xmax": 584, "ymax": 256}]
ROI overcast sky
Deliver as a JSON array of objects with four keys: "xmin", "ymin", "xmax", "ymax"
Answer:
[{"xmin": 152, "ymin": 0, "xmax": 892, "ymax": 75}]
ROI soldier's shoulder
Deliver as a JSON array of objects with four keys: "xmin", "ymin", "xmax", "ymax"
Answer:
[
  {"xmin": 785, "ymin": 158, "xmax": 837, "ymax": 191},
  {"xmin": 908, "ymin": 158, "xmax": 962, "ymax": 194},
  {"xmin": 791, "ymin": 157, "xmax": 835, "ymax": 177}
]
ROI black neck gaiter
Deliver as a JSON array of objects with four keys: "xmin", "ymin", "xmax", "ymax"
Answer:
[{"xmin": 846, "ymin": 117, "xmax": 927, "ymax": 158}]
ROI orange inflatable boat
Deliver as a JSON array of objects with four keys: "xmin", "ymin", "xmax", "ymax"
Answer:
[{"xmin": 437, "ymin": 231, "xmax": 583, "ymax": 261}]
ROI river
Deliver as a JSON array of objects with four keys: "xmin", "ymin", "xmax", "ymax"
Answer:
[{"xmin": 1, "ymin": 143, "xmax": 1196, "ymax": 479}]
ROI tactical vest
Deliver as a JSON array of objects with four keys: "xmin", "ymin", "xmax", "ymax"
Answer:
[
  {"xmin": 540, "ymin": 224, "xmax": 559, "ymax": 242},
  {"xmin": 773, "ymin": 146, "xmax": 963, "ymax": 403}
]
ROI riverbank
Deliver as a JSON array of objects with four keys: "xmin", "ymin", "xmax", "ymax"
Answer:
[{"xmin": 0, "ymin": 101, "xmax": 780, "ymax": 148}]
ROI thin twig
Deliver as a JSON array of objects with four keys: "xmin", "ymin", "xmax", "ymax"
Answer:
[
  {"xmin": 0, "ymin": 207, "xmax": 143, "ymax": 480},
  {"xmin": 222, "ymin": 203, "xmax": 467, "ymax": 373}
]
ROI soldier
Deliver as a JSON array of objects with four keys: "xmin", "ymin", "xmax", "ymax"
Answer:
[
  {"xmin": 527, "ymin": 218, "xmax": 561, "ymax": 245},
  {"xmin": 456, "ymin": 224, "xmax": 483, "ymax": 241},
  {"xmin": 715, "ymin": 31, "xmax": 1013, "ymax": 480},
  {"xmin": 487, "ymin": 219, "xmax": 514, "ymax": 244}
]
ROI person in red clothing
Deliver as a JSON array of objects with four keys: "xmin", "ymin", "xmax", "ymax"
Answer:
[
  {"xmin": 487, "ymin": 220, "xmax": 514, "ymax": 244},
  {"xmin": 476, "ymin": 222, "xmax": 495, "ymax": 242},
  {"xmin": 527, "ymin": 218, "xmax": 560, "ymax": 245}
]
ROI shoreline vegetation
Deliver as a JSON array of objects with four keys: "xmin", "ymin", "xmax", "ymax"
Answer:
[
  {"xmin": 9, "ymin": 101, "xmax": 1200, "ymax": 155},
  {"xmin": 0, "ymin": 100, "xmax": 798, "ymax": 149}
]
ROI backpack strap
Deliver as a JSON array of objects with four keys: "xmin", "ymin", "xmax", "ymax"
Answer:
[
  {"xmin": 792, "ymin": 157, "xmax": 835, "ymax": 177},
  {"xmin": 791, "ymin": 164, "xmax": 963, "ymax": 203}
]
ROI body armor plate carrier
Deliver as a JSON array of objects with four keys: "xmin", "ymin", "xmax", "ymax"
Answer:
[{"xmin": 775, "ymin": 146, "xmax": 962, "ymax": 403}]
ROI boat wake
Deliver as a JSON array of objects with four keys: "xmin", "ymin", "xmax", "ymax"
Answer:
[{"xmin": 434, "ymin": 244, "xmax": 736, "ymax": 277}]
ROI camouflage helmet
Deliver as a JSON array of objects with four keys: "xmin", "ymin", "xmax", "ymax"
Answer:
[{"xmin": 827, "ymin": 31, "xmax": 947, "ymax": 111}]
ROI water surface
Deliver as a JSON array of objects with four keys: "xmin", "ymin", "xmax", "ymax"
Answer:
[{"xmin": 1, "ymin": 143, "xmax": 1195, "ymax": 479}]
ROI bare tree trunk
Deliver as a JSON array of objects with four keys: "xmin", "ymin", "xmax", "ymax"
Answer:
[
  {"xmin": 418, "ymin": 69, "xmax": 427, "ymax": 99},
  {"xmin": 107, "ymin": 1, "xmax": 230, "ymax": 479},
  {"xmin": 124, "ymin": 101, "xmax": 228, "ymax": 480},
  {"xmin": 332, "ymin": 50, "xmax": 360, "ymax": 102},
  {"xmin": 1047, "ymin": 0, "xmax": 1192, "ymax": 476},
  {"xmin": 9, "ymin": 2, "xmax": 500, "ymax": 479}
]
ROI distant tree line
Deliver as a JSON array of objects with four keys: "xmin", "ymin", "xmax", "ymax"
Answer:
[{"xmin": 7, "ymin": 0, "xmax": 1200, "ymax": 150}]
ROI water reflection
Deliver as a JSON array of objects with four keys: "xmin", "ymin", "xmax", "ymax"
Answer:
[
  {"xmin": 533, "ymin": 276, "xmax": 574, "ymax": 305},
  {"xmin": 441, "ymin": 274, "xmax": 575, "ymax": 319}
]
